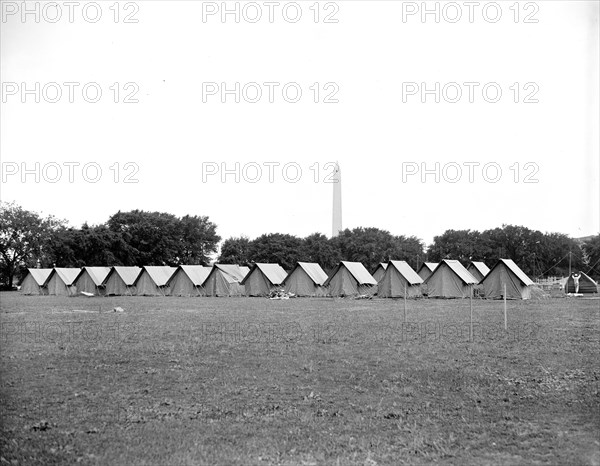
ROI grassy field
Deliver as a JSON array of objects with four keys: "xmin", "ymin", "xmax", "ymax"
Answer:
[{"xmin": 1, "ymin": 292, "xmax": 599, "ymax": 465}]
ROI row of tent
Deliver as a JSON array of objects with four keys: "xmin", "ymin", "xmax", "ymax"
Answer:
[
  {"xmin": 17, "ymin": 258, "xmax": 572, "ymax": 300},
  {"xmin": 378, "ymin": 259, "xmax": 534, "ymax": 299}
]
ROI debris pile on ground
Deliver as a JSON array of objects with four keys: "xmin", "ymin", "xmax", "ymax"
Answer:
[
  {"xmin": 30, "ymin": 420, "xmax": 50, "ymax": 431},
  {"xmin": 268, "ymin": 290, "xmax": 295, "ymax": 300}
]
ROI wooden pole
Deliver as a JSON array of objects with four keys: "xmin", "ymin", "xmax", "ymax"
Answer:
[
  {"xmin": 403, "ymin": 284, "xmax": 407, "ymax": 323},
  {"xmin": 503, "ymin": 283, "xmax": 507, "ymax": 331},
  {"xmin": 469, "ymin": 284, "xmax": 473, "ymax": 342}
]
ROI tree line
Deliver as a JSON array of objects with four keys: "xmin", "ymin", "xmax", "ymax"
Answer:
[
  {"xmin": 426, "ymin": 227, "xmax": 597, "ymax": 279},
  {"xmin": 1, "ymin": 202, "xmax": 599, "ymax": 288},
  {"xmin": 0, "ymin": 203, "xmax": 219, "ymax": 288},
  {"xmin": 219, "ymin": 227, "xmax": 599, "ymax": 279},
  {"xmin": 219, "ymin": 229, "xmax": 424, "ymax": 273}
]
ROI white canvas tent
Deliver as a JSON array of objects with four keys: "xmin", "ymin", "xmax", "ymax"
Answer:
[
  {"xmin": 425, "ymin": 260, "xmax": 478, "ymax": 298},
  {"xmin": 241, "ymin": 263, "xmax": 288, "ymax": 296},
  {"xmin": 104, "ymin": 266, "xmax": 141, "ymax": 296},
  {"xmin": 283, "ymin": 262, "xmax": 329, "ymax": 297},
  {"xmin": 20, "ymin": 268, "xmax": 52, "ymax": 295},
  {"xmin": 467, "ymin": 261, "xmax": 490, "ymax": 282},
  {"xmin": 202, "ymin": 264, "xmax": 249, "ymax": 297},
  {"xmin": 377, "ymin": 260, "xmax": 423, "ymax": 298},
  {"xmin": 325, "ymin": 261, "xmax": 377, "ymax": 297},
  {"xmin": 372, "ymin": 263, "xmax": 388, "ymax": 282},
  {"xmin": 74, "ymin": 267, "xmax": 111, "ymax": 296},
  {"xmin": 481, "ymin": 259, "xmax": 534, "ymax": 300},
  {"xmin": 417, "ymin": 262, "xmax": 439, "ymax": 281},
  {"xmin": 167, "ymin": 265, "xmax": 212, "ymax": 296},
  {"xmin": 134, "ymin": 266, "xmax": 176, "ymax": 296},
  {"xmin": 45, "ymin": 268, "xmax": 80, "ymax": 296},
  {"xmin": 564, "ymin": 271, "xmax": 598, "ymax": 294}
]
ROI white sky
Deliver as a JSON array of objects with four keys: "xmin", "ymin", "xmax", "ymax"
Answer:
[{"xmin": 1, "ymin": 0, "xmax": 599, "ymax": 246}]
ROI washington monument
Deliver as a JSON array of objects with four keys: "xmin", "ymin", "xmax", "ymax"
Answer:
[{"xmin": 332, "ymin": 162, "xmax": 342, "ymax": 237}]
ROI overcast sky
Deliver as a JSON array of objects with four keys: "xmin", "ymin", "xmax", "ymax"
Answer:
[{"xmin": 1, "ymin": 1, "xmax": 599, "ymax": 246}]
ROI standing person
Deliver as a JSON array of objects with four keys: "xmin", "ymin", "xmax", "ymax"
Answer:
[{"xmin": 572, "ymin": 272, "xmax": 581, "ymax": 293}]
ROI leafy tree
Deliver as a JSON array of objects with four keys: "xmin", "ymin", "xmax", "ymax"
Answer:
[
  {"xmin": 43, "ymin": 224, "xmax": 127, "ymax": 267},
  {"xmin": 0, "ymin": 202, "xmax": 65, "ymax": 287},
  {"xmin": 426, "ymin": 230, "xmax": 481, "ymax": 264},
  {"xmin": 480, "ymin": 226, "xmax": 584, "ymax": 278},
  {"xmin": 176, "ymin": 215, "xmax": 220, "ymax": 264},
  {"xmin": 582, "ymin": 234, "xmax": 600, "ymax": 279},
  {"xmin": 300, "ymin": 233, "xmax": 341, "ymax": 272},
  {"xmin": 218, "ymin": 230, "xmax": 425, "ymax": 274},
  {"xmin": 537, "ymin": 232, "xmax": 585, "ymax": 278},
  {"xmin": 219, "ymin": 236, "xmax": 251, "ymax": 264},
  {"xmin": 482, "ymin": 225, "xmax": 539, "ymax": 267},
  {"xmin": 392, "ymin": 235, "xmax": 427, "ymax": 269},
  {"xmin": 427, "ymin": 224, "xmax": 587, "ymax": 277},
  {"xmin": 107, "ymin": 210, "xmax": 180, "ymax": 265},
  {"xmin": 107, "ymin": 210, "xmax": 220, "ymax": 265},
  {"xmin": 333, "ymin": 227, "xmax": 425, "ymax": 273},
  {"xmin": 248, "ymin": 233, "xmax": 303, "ymax": 270}
]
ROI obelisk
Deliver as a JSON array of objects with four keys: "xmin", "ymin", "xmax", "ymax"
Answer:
[{"xmin": 332, "ymin": 162, "xmax": 342, "ymax": 237}]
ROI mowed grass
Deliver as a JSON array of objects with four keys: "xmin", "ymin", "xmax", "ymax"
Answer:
[{"xmin": 0, "ymin": 292, "xmax": 599, "ymax": 465}]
